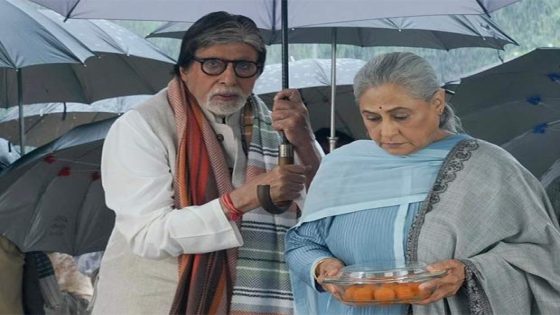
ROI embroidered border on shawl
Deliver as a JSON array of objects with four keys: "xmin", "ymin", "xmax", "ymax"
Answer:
[
  {"xmin": 405, "ymin": 138, "xmax": 478, "ymax": 260},
  {"xmin": 461, "ymin": 259, "xmax": 494, "ymax": 315},
  {"xmin": 405, "ymin": 139, "xmax": 492, "ymax": 314}
]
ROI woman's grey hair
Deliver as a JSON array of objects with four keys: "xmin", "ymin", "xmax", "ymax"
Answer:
[
  {"xmin": 353, "ymin": 52, "xmax": 461, "ymax": 133},
  {"xmin": 174, "ymin": 11, "xmax": 266, "ymax": 76}
]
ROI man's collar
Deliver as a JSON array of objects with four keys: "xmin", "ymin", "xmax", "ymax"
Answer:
[{"xmin": 199, "ymin": 104, "xmax": 241, "ymax": 126}]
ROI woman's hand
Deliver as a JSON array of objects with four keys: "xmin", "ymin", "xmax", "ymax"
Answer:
[
  {"xmin": 414, "ymin": 259, "xmax": 466, "ymax": 305},
  {"xmin": 314, "ymin": 258, "xmax": 345, "ymax": 300}
]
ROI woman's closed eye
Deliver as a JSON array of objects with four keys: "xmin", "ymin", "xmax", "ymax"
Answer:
[
  {"xmin": 393, "ymin": 113, "xmax": 409, "ymax": 121},
  {"xmin": 364, "ymin": 114, "xmax": 381, "ymax": 122}
]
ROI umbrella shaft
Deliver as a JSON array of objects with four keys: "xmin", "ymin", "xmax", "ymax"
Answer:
[{"xmin": 18, "ymin": 70, "xmax": 26, "ymax": 155}]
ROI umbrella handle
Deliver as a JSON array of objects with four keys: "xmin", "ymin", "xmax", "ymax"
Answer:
[{"xmin": 258, "ymin": 141, "xmax": 294, "ymax": 214}]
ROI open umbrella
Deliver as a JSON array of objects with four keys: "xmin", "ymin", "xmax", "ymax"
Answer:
[
  {"xmin": 28, "ymin": 0, "xmax": 522, "ymax": 90},
  {"xmin": 148, "ymin": 14, "xmax": 515, "ymax": 50},
  {"xmin": 255, "ymin": 58, "xmax": 366, "ymax": 140},
  {"xmin": 501, "ymin": 120, "xmax": 560, "ymax": 179},
  {"xmin": 0, "ymin": 118, "xmax": 116, "ymax": 255},
  {"xmin": 28, "ymin": 0, "xmax": 522, "ymax": 92},
  {"xmin": 150, "ymin": 13, "xmax": 517, "ymax": 150},
  {"xmin": 0, "ymin": 0, "xmax": 93, "ymax": 153},
  {"xmin": 0, "ymin": 95, "xmax": 150, "ymax": 148},
  {"xmin": 28, "ymin": 0, "xmax": 521, "ymax": 24},
  {"xmin": 447, "ymin": 48, "xmax": 560, "ymax": 145},
  {"xmin": 0, "ymin": 0, "xmax": 174, "ymax": 153}
]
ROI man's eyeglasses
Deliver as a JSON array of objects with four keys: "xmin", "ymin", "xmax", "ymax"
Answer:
[{"xmin": 192, "ymin": 57, "xmax": 261, "ymax": 78}]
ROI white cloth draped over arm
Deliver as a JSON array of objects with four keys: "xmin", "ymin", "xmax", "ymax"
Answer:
[{"xmin": 101, "ymin": 111, "xmax": 242, "ymax": 259}]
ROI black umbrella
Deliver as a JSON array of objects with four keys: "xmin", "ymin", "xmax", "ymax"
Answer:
[
  {"xmin": 0, "ymin": 95, "xmax": 149, "ymax": 148},
  {"xmin": 448, "ymin": 48, "xmax": 560, "ymax": 146},
  {"xmin": 0, "ymin": 0, "xmax": 174, "ymax": 153},
  {"xmin": 501, "ymin": 120, "xmax": 560, "ymax": 178},
  {"xmin": 0, "ymin": 118, "xmax": 116, "ymax": 255}
]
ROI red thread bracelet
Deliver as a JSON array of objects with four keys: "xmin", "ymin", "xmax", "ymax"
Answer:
[{"xmin": 221, "ymin": 193, "xmax": 243, "ymax": 221}]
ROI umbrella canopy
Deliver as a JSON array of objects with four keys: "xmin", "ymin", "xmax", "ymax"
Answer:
[
  {"xmin": 0, "ymin": 0, "xmax": 174, "ymax": 152},
  {"xmin": 501, "ymin": 120, "xmax": 560, "ymax": 179},
  {"xmin": 0, "ymin": 9, "xmax": 175, "ymax": 107},
  {"xmin": 0, "ymin": 118, "xmax": 116, "ymax": 255},
  {"xmin": 148, "ymin": 14, "xmax": 516, "ymax": 50},
  {"xmin": 448, "ymin": 47, "xmax": 560, "ymax": 145},
  {"xmin": 0, "ymin": 95, "xmax": 149, "ymax": 147},
  {"xmin": 28, "ymin": 0, "xmax": 521, "ymax": 152},
  {"xmin": 255, "ymin": 58, "xmax": 366, "ymax": 140},
  {"xmin": 29, "ymin": 0, "xmax": 520, "ymax": 24},
  {"xmin": 0, "ymin": 0, "xmax": 93, "ymax": 69}
]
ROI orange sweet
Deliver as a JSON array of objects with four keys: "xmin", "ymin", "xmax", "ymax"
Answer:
[
  {"xmin": 394, "ymin": 283, "xmax": 416, "ymax": 300},
  {"xmin": 373, "ymin": 285, "xmax": 396, "ymax": 302},
  {"xmin": 352, "ymin": 285, "xmax": 376, "ymax": 301},
  {"xmin": 342, "ymin": 285, "xmax": 358, "ymax": 301}
]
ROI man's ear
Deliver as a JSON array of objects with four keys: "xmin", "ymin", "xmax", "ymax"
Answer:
[{"xmin": 179, "ymin": 66, "xmax": 187, "ymax": 80}]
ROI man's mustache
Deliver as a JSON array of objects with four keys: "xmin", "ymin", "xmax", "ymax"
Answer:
[{"xmin": 209, "ymin": 88, "xmax": 244, "ymax": 99}]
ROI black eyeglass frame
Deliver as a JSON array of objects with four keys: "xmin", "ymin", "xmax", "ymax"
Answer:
[{"xmin": 192, "ymin": 57, "xmax": 261, "ymax": 78}]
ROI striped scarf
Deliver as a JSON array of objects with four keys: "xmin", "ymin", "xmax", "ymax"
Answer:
[
  {"xmin": 27, "ymin": 252, "xmax": 62, "ymax": 309},
  {"xmin": 167, "ymin": 77, "xmax": 296, "ymax": 315}
]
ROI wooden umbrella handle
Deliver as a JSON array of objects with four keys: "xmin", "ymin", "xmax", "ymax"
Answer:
[{"xmin": 258, "ymin": 142, "xmax": 293, "ymax": 214}]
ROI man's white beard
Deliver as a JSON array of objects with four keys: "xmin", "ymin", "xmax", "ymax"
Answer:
[{"xmin": 203, "ymin": 88, "xmax": 248, "ymax": 117}]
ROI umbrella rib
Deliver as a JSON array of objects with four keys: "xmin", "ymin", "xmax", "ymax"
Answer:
[
  {"xmin": 68, "ymin": 63, "xmax": 91, "ymax": 102},
  {"xmin": 88, "ymin": 20, "xmax": 129, "ymax": 55},
  {"xmin": 0, "ymin": 41, "xmax": 17, "ymax": 68},
  {"xmin": 54, "ymin": 158, "xmax": 100, "ymax": 168},
  {"xmin": 475, "ymin": 0, "xmax": 492, "ymax": 17},
  {"xmin": 57, "ymin": 141, "xmax": 105, "ymax": 168},
  {"xmin": 24, "ymin": 112, "xmax": 49, "ymax": 135},
  {"xmin": 65, "ymin": 0, "xmax": 82, "ymax": 21}
]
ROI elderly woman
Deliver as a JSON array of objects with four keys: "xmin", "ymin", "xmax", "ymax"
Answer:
[{"xmin": 285, "ymin": 52, "xmax": 560, "ymax": 314}]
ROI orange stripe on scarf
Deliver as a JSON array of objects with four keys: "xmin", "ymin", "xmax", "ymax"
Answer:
[{"xmin": 167, "ymin": 78, "xmax": 232, "ymax": 315}]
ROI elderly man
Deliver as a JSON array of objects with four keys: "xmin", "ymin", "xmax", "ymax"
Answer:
[{"xmin": 92, "ymin": 11, "xmax": 322, "ymax": 315}]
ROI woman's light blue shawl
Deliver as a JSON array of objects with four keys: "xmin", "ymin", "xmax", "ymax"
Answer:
[{"xmin": 298, "ymin": 135, "xmax": 466, "ymax": 227}]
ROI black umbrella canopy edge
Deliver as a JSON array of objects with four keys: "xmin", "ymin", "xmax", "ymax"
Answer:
[{"xmin": 0, "ymin": 117, "xmax": 116, "ymax": 186}]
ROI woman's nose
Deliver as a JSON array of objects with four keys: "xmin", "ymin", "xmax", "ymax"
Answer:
[{"xmin": 380, "ymin": 121, "xmax": 398, "ymax": 138}]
